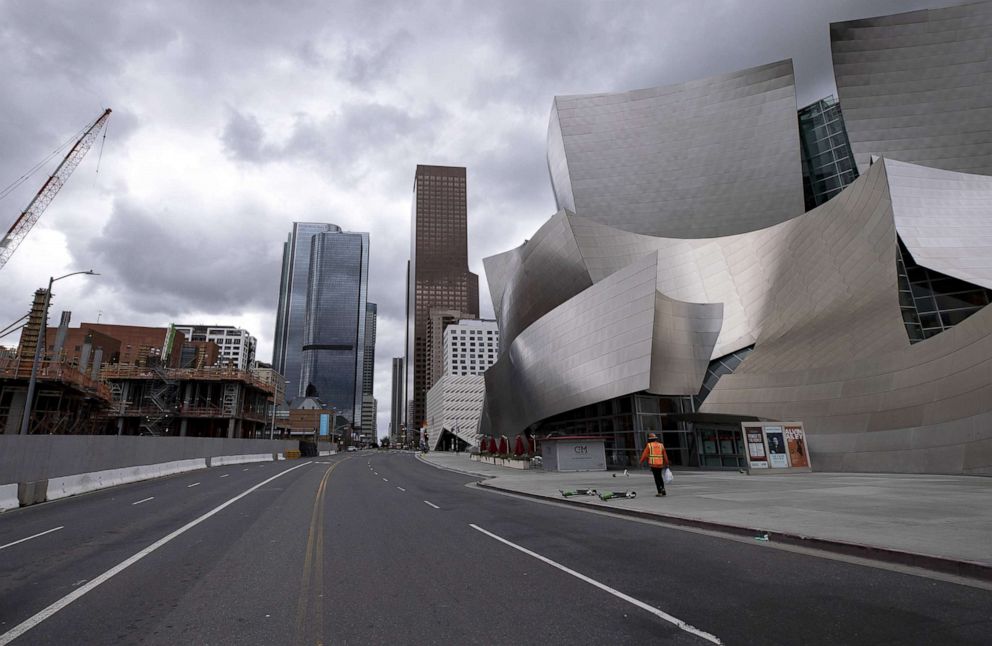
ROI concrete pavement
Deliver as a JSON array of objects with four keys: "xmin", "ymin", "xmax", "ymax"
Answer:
[{"xmin": 420, "ymin": 452, "xmax": 992, "ymax": 577}]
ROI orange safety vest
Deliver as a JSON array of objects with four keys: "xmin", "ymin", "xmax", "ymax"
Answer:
[{"xmin": 640, "ymin": 441, "xmax": 668, "ymax": 468}]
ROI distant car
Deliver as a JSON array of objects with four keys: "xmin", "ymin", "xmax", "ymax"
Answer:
[{"xmin": 346, "ymin": 446, "xmax": 357, "ymax": 452}]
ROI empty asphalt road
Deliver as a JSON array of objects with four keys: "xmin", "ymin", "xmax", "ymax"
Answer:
[{"xmin": 1, "ymin": 452, "xmax": 989, "ymax": 645}]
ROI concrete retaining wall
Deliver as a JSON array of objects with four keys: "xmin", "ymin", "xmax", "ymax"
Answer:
[{"xmin": 0, "ymin": 435, "xmax": 305, "ymax": 512}]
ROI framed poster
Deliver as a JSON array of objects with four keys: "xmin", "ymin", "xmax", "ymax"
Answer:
[
  {"xmin": 784, "ymin": 424, "xmax": 809, "ymax": 468},
  {"xmin": 740, "ymin": 421, "xmax": 811, "ymax": 472},
  {"xmin": 743, "ymin": 425, "xmax": 768, "ymax": 468},
  {"xmin": 764, "ymin": 426, "xmax": 788, "ymax": 468}
]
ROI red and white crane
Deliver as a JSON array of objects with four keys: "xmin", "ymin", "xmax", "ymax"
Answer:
[{"xmin": 0, "ymin": 108, "xmax": 112, "ymax": 271}]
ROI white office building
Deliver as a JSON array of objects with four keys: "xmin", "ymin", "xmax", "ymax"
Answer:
[
  {"xmin": 426, "ymin": 319, "xmax": 498, "ymax": 450},
  {"xmin": 441, "ymin": 319, "xmax": 498, "ymax": 377},
  {"xmin": 173, "ymin": 325, "xmax": 257, "ymax": 371}
]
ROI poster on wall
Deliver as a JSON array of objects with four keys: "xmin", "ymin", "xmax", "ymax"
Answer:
[
  {"xmin": 764, "ymin": 426, "xmax": 789, "ymax": 468},
  {"xmin": 744, "ymin": 426, "xmax": 768, "ymax": 468},
  {"xmin": 784, "ymin": 424, "xmax": 809, "ymax": 468}
]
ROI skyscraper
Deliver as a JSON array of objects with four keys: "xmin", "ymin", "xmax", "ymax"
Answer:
[
  {"xmin": 273, "ymin": 222, "xmax": 369, "ymax": 425},
  {"xmin": 390, "ymin": 357, "xmax": 404, "ymax": 441},
  {"xmin": 273, "ymin": 223, "xmax": 338, "ymax": 400},
  {"xmin": 405, "ymin": 165, "xmax": 479, "ymax": 430},
  {"xmin": 360, "ymin": 302, "xmax": 377, "ymax": 433}
]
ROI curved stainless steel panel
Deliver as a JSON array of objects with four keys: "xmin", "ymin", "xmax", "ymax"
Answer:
[
  {"xmin": 704, "ymin": 303, "xmax": 992, "ymax": 476},
  {"xmin": 832, "ymin": 2, "xmax": 992, "ymax": 176},
  {"xmin": 483, "ymin": 252, "xmax": 722, "ymax": 437},
  {"xmin": 484, "ymin": 210, "xmax": 593, "ymax": 350},
  {"xmin": 885, "ymin": 158, "xmax": 992, "ymax": 290},
  {"xmin": 547, "ymin": 59, "xmax": 804, "ymax": 238}
]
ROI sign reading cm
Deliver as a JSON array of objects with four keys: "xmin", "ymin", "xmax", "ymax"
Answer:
[{"xmin": 540, "ymin": 437, "xmax": 606, "ymax": 472}]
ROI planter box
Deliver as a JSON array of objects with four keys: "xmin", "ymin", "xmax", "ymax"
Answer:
[{"xmin": 479, "ymin": 455, "xmax": 531, "ymax": 469}]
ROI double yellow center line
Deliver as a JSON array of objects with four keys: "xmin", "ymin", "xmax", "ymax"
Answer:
[{"xmin": 295, "ymin": 458, "xmax": 348, "ymax": 645}]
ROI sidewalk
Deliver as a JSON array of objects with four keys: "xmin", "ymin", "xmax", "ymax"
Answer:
[{"xmin": 420, "ymin": 452, "xmax": 992, "ymax": 579}]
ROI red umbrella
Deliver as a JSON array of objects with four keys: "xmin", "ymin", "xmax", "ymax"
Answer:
[
  {"xmin": 513, "ymin": 436, "xmax": 526, "ymax": 456},
  {"xmin": 498, "ymin": 436, "xmax": 509, "ymax": 455},
  {"xmin": 487, "ymin": 437, "xmax": 498, "ymax": 453}
]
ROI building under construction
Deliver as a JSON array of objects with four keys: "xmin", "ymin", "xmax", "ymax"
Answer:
[
  {"xmin": 0, "ymin": 291, "xmax": 111, "ymax": 434},
  {"xmin": 0, "ymin": 290, "xmax": 276, "ymax": 438},
  {"xmin": 101, "ymin": 363, "xmax": 273, "ymax": 438}
]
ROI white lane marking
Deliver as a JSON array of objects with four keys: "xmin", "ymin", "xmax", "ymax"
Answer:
[
  {"xmin": 131, "ymin": 497, "xmax": 155, "ymax": 506},
  {"xmin": 382, "ymin": 478, "xmax": 389, "ymax": 482},
  {"xmin": 0, "ymin": 526, "xmax": 64, "ymax": 551},
  {"xmin": 0, "ymin": 461, "xmax": 313, "ymax": 646},
  {"xmin": 243, "ymin": 468, "xmax": 250, "ymax": 471},
  {"xmin": 423, "ymin": 501, "xmax": 440, "ymax": 509},
  {"xmin": 187, "ymin": 482, "xmax": 200, "ymax": 488},
  {"xmin": 469, "ymin": 524, "xmax": 721, "ymax": 644},
  {"xmin": 396, "ymin": 487, "xmax": 406, "ymax": 492},
  {"xmin": 373, "ymin": 471, "xmax": 378, "ymax": 475},
  {"xmin": 219, "ymin": 474, "xmax": 230, "ymax": 479}
]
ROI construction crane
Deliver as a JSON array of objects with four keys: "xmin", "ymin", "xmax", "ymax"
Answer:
[{"xmin": 0, "ymin": 108, "xmax": 112, "ymax": 271}]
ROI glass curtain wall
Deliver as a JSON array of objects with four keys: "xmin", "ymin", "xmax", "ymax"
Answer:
[
  {"xmin": 798, "ymin": 96, "xmax": 859, "ymax": 210},
  {"xmin": 896, "ymin": 238, "xmax": 992, "ymax": 342},
  {"xmin": 531, "ymin": 393, "xmax": 694, "ymax": 469}
]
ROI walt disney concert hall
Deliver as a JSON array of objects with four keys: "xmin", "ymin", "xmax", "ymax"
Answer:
[{"xmin": 479, "ymin": 2, "xmax": 992, "ymax": 475}]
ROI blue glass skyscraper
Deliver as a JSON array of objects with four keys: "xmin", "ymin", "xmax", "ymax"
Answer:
[{"xmin": 273, "ymin": 223, "xmax": 370, "ymax": 424}]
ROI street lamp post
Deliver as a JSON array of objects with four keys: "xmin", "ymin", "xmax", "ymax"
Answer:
[{"xmin": 20, "ymin": 270, "xmax": 98, "ymax": 435}]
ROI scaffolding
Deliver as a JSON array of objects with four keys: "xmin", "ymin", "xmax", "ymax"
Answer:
[{"xmin": 99, "ymin": 364, "xmax": 273, "ymax": 438}]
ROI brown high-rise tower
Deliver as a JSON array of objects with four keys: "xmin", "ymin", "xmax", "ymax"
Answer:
[{"xmin": 406, "ymin": 165, "xmax": 479, "ymax": 431}]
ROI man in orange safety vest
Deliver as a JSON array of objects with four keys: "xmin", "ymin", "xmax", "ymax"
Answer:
[{"xmin": 638, "ymin": 433, "xmax": 670, "ymax": 497}]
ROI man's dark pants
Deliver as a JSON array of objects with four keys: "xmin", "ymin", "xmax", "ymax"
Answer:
[{"xmin": 651, "ymin": 467, "xmax": 666, "ymax": 493}]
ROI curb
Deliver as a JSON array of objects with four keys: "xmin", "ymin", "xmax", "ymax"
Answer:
[
  {"xmin": 475, "ymin": 480, "xmax": 992, "ymax": 584},
  {"xmin": 415, "ymin": 453, "xmax": 497, "ymax": 478}
]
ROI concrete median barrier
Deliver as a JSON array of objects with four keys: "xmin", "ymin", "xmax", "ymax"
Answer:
[
  {"xmin": 46, "ymin": 458, "xmax": 209, "ymax": 502},
  {"xmin": 0, "ymin": 483, "xmax": 18, "ymax": 512},
  {"xmin": 0, "ymin": 436, "xmax": 300, "ymax": 509},
  {"xmin": 207, "ymin": 454, "xmax": 273, "ymax": 467}
]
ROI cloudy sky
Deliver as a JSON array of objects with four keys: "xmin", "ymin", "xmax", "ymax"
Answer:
[{"xmin": 0, "ymin": 0, "xmax": 944, "ymax": 436}]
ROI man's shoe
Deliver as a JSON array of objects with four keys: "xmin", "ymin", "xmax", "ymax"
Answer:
[
  {"xmin": 655, "ymin": 493, "xmax": 663, "ymax": 497},
  {"xmin": 661, "ymin": 491, "xmax": 667, "ymax": 496}
]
